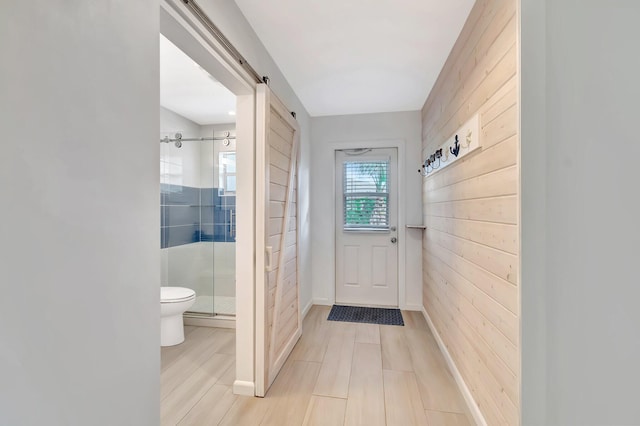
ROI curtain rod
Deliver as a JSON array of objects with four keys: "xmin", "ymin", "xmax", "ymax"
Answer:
[{"xmin": 182, "ymin": 0, "xmax": 266, "ymax": 85}]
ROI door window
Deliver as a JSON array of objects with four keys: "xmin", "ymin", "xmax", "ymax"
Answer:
[{"xmin": 342, "ymin": 160, "xmax": 390, "ymax": 230}]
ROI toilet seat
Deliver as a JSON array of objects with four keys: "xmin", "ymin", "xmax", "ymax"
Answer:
[{"xmin": 161, "ymin": 286, "xmax": 195, "ymax": 303}]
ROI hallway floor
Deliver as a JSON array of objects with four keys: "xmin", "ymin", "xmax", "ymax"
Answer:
[{"xmin": 160, "ymin": 306, "xmax": 472, "ymax": 425}]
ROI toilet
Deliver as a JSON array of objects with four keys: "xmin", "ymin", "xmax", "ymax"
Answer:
[{"xmin": 160, "ymin": 286, "xmax": 196, "ymax": 347}]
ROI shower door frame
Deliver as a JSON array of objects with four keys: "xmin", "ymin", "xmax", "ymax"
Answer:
[{"xmin": 161, "ymin": 0, "xmax": 259, "ymax": 397}]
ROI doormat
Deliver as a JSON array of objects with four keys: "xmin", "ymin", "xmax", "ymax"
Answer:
[{"xmin": 327, "ymin": 305, "xmax": 404, "ymax": 326}]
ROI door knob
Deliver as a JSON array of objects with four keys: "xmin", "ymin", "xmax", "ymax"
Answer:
[{"xmin": 391, "ymin": 237, "xmax": 397, "ymax": 244}]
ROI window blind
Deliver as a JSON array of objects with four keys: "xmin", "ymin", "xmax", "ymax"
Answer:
[{"xmin": 343, "ymin": 160, "xmax": 389, "ymax": 230}]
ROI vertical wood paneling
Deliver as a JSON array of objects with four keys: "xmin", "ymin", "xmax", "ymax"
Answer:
[{"xmin": 421, "ymin": 0, "xmax": 519, "ymax": 423}]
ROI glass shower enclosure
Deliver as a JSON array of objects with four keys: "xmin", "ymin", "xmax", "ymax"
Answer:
[{"xmin": 160, "ymin": 121, "xmax": 236, "ymax": 317}]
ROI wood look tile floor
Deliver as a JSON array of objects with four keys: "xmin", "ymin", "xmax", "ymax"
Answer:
[{"xmin": 161, "ymin": 306, "xmax": 473, "ymax": 426}]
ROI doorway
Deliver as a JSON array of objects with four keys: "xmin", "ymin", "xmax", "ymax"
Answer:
[
  {"xmin": 335, "ymin": 148, "xmax": 399, "ymax": 307},
  {"xmin": 159, "ymin": 34, "xmax": 238, "ymax": 319},
  {"xmin": 160, "ymin": 0, "xmax": 258, "ymax": 397}
]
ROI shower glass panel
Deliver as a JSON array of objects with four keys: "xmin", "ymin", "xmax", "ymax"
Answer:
[
  {"xmin": 159, "ymin": 120, "xmax": 236, "ymax": 317},
  {"xmin": 209, "ymin": 137, "xmax": 236, "ymax": 316}
]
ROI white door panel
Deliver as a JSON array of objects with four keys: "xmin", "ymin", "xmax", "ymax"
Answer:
[
  {"xmin": 335, "ymin": 148, "xmax": 398, "ymax": 307},
  {"xmin": 344, "ymin": 246, "xmax": 360, "ymax": 284},
  {"xmin": 372, "ymin": 246, "xmax": 389, "ymax": 287}
]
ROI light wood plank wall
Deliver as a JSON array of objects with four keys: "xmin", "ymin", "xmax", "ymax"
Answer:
[
  {"xmin": 420, "ymin": 0, "xmax": 519, "ymax": 424},
  {"xmin": 266, "ymin": 106, "xmax": 300, "ymax": 380}
]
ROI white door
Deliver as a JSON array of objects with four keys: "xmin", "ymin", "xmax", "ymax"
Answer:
[
  {"xmin": 255, "ymin": 84, "xmax": 301, "ymax": 397},
  {"xmin": 335, "ymin": 148, "xmax": 398, "ymax": 307}
]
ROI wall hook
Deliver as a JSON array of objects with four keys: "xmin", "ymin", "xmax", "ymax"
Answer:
[
  {"xmin": 419, "ymin": 114, "xmax": 480, "ymax": 177},
  {"xmin": 430, "ymin": 153, "xmax": 440, "ymax": 169},
  {"xmin": 465, "ymin": 129, "xmax": 473, "ymax": 148},
  {"xmin": 450, "ymin": 135, "xmax": 461, "ymax": 157}
]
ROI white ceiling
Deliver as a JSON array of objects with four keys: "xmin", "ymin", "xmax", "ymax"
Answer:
[
  {"xmin": 234, "ymin": 0, "xmax": 475, "ymax": 116},
  {"xmin": 160, "ymin": 35, "xmax": 237, "ymax": 125}
]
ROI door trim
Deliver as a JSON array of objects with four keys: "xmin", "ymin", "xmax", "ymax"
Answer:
[
  {"xmin": 161, "ymin": 0, "xmax": 257, "ymax": 397},
  {"xmin": 324, "ymin": 139, "xmax": 407, "ymax": 309},
  {"xmin": 335, "ymin": 148, "xmax": 399, "ymax": 307}
]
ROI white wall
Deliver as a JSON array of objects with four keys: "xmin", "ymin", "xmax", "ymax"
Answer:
[
  {"xmin": 161, "ymin": 107, "xmax": 202, "ymax": 187},
  {"xmin": 521, "ymin": 1, "xmax": 640, "ymax": 424},
  {"xmin": 0, "ymin": 2, "xmax": 159, "ymax": 425},
  {"xmin": 198, "ymin": 0, "xmax": 313, "ymax": 313},
  {"xmin": 310, "ymin": 111, "xmax": 423, "ymax": 309},
  {"xmin": 519, "ymin": 0, "xmax": 546, "ymax": 423}
]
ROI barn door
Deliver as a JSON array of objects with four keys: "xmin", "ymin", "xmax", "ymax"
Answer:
[{"xmin": 255, "ymin": 83, "xmax": 301, "ymax": 396}]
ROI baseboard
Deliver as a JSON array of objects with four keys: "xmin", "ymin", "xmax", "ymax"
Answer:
[
  {"xmin": 401, "ymin": 302, "xmax": 423, "ymax": 311},
  {"xmin": 421, "ymin": 307, "xmax": 487, "ymax": 426},
  {"xmin": 302, "ymin": 299, "xmax": 313, "ymax": 319},
  {"xmin": 233, "ymin": 380, "xmax": 255, "ymax": 396},
  {"xmin": 313, "ymin": 299, "xmax": 421, "ymax": 311},
  {"xmin": 184, "ymin": 315, "xmax": 235, "ymax": 329}
]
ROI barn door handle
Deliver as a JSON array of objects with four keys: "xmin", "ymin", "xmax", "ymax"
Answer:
[{"xmin": 266, "ymin": 246, "xmax": 274, "ymax": 272}]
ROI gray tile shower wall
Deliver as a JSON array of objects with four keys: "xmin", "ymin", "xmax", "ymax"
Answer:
[{"xmin": 161, "ymin": 184, "xmax": 235, "ymax": 248}]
